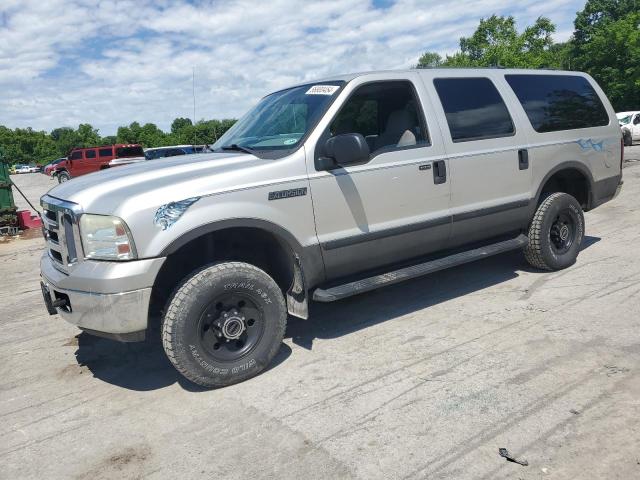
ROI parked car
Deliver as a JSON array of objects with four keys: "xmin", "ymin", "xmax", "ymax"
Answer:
[
  {"xmin": 617, "ymin": 111, "xmax": 640, "ymax": 146},
  {"xmin": 54, "ymin": 144, "xmax": 145, "ymax": 183},
  {"xmin": 40, "ymin": 69, "xmax": 623, "ymax": 388},
  {"xmin": 43, "ymin": 158, "xmax": 66, "ymax": 176},
  {"xmin": 13, "ymin": 165, "xmax": 31, "ymax": 174},
  {"xmin": 144, "ymin": 145, "xmax": 199, "ymax": 160}
]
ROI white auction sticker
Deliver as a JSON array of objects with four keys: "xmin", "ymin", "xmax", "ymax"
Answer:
[{"xmin": 306, "ymin": 85, "xmax": 339, "ymax": 95}]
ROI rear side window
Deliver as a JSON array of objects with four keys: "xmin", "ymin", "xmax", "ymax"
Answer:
[
  {"xmin": 505, "ymin": 74, "xmax": 609, "ymax": 132},
  {"xmin": 116, "ymin": 146, "xmax": 144, "ymax": 158},
  {"xmin": 85, "ymin": 149, "xmax": 96, "ymax": 159},
  {"xmin": 433, "ymin": 77, "xmax": 514, "ymax": 142},
  {"xmin": 99, "ymin": 148, "xmax": 112, "ymax": 157}
]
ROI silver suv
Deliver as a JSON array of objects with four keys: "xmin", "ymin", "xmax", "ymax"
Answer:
[{"xmin": 40, "ymin": 69, "xmax": 623, "ymax": 387}]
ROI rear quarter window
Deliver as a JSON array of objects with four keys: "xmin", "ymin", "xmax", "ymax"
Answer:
[
  {"xmin": 505, "ymin": 74, "xmax": 609, "ymax": 132},
  {"xmin": 116, "ymin": 146, "xmax": 144, "ymax": 157},
  {"xmin": 433, "ymin": 77, "xmax": 515, "ymax": 142}
]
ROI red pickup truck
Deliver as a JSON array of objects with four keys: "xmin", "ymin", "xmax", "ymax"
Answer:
[{"xmin": 54, "ymin": 144, "xmax": 145, "ymax": 183}]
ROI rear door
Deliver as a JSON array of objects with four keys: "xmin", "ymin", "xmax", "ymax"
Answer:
[
  {"xmin": 307, "ymin": 73, "xmax": 451, "ymax": 281},
  {"xmin": 81, "ymin": 148, "xmax": 98, "ymax": 175},
  {"xmin": 425, "ymin": 72, "xmax": 532, "ymax": 247},
  {"xmin": 98, "ymin": 147, "xmax": 114, "ymax": 167}
]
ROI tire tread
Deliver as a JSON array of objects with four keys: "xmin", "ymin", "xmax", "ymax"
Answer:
[
  {"xmin": 161, "ymin": 262, "xmax": 286, "ymax": 387},
  {"xmin": 524, "ymin": 192, "xmax": 566, "ymax": 271}
]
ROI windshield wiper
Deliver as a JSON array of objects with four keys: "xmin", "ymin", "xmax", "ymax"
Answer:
[{"xmin": 220, "ymin": 144, "xmax": 258, "ymax": 155}]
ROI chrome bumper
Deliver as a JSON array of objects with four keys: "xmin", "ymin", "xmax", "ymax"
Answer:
[{"xmin": 40, "ymin": 253, "xmax": 165, "ymax": 339}]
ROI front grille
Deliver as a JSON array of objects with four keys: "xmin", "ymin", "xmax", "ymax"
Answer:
[{"xmin": 41, "ymin": 196, "xmax": 82, "ymax": 274}]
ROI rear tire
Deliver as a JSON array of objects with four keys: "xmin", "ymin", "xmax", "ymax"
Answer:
[
  {"xmin": 524, "ymin": 192, "xmax": 585, "ymax": 271},
  {"xmin": 162, "ymin": 262, "xmax": 287, "ymax": 388},
  {"xmin": 57, "ymin": 171, "xmax": 71, "ymax": 183}
]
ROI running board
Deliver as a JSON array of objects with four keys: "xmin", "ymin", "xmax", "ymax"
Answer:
[{"xmin": 312, "ymin": 234, "xmax": 528, "ymax": 302}]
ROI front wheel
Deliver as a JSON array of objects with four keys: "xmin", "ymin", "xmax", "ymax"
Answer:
[
  {"xmin": 162, "ymin": 262, "xmax": 287, "ymax": 388},
  {"xmin": 57, "ymin": 171, "xmax": 71, "ymax": 183},
  {"xmin": 524, "ymin": 192, "xmax": 585, "ymax": 271}
]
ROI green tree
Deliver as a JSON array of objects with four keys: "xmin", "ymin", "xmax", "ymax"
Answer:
[
  {"xmin": 416, "ymin": 52, "xmax": 442, "ymax": 68},
  {"xmin": 417, "ymin": 15, "xmax": 563, "ymax": 69},
  {"xmin": 171, "ymin": 117, "xmax": 193, "ymax": 134},
  {"xmin": 573, "ymin": 0, "xmax": 638, "ymax": 44},
  {"xmin": 0, "ymin": 116, "xmax": 236, "ymax": 165},
  {"xmin": 571, "ymin": 0, "xmax": 640, "ymax": 109}
]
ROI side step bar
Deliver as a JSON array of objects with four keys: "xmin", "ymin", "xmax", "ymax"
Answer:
[{"xmin": 313, "ymin": 234, "xmax": 528, "ymax": 302}]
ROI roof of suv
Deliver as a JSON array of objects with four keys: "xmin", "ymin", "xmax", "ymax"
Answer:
[{"xmin": 280, "ymin": 68, "xmax": 590, "ymax": 94}]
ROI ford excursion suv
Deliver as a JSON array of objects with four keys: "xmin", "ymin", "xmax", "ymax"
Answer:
[{"xmin": 40, "ymin": 69, "xmax": 623, "ymax": 387}]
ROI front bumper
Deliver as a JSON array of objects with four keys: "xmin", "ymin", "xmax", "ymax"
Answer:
[{"xmin": 40, "ymin": 253, "xmax": 165, "ymax": 341}]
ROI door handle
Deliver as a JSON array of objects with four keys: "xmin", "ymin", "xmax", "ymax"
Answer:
[
  {"xmin": 518, "ymin": 149, "xmax": 529, "ymax": 170},
  {"xmin": 433, "ymin": 160, "xmax": 447, "ymax": 184}
]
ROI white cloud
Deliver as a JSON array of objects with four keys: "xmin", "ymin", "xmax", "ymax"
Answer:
[{"xmin": 0, "ymin": 0, "xmax": 585, "ymax": 134}]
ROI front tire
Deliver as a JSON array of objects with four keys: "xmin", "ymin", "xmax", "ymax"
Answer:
[
  {"xmin": 162, "ymin": 262, "xmax": 287, "ymax": 388},
  {"xmin": 57, "ymin": 171, "xmax": 71, "ymax": 183},
  {"xmin": 623, "ymin": 130, "xmax": 632, "ymax": 147},
  {"xmin": 524, "ymin": 192, "xmax": 585, "ymax": 271}
]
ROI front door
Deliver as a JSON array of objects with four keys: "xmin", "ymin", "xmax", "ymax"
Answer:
[
  {"xmin": 307, "ymin": 73, "xmax": 451, "ymax": 281},
  {"xmin": 67, "ymin": 149, "xmax": 84, "ymax": 177}
]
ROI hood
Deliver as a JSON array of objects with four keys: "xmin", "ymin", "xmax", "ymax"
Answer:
[{"xmin": 46, "ymin": 152, "xmax": 268, "ymax": 215}]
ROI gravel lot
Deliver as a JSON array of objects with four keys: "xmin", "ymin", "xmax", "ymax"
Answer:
[{"xmin": 2, "ymin": 150, "xmax": 640, "ymax": 479}]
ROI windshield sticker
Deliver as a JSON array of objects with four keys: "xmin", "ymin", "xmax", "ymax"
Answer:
[
  {"xmin": 283, "ymin": 138, "xmax": 297, "ymax": 145},
  {"xmin": 306, "ymin": 85, "xmax": 339, "ymax": 95}
]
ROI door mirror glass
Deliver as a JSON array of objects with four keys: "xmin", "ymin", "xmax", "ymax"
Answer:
[{"xmin": 324, "ymin": 133, "xmax": 370, "ymax": 167}]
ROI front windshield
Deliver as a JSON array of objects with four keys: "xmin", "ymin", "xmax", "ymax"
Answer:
[
  {"xmin": 619, "ymin": 115, "xmax": 632, "ymax": 125},
  {"xmin": 212, "ymin": 81, "xmax": 344, "ymax": 156}
]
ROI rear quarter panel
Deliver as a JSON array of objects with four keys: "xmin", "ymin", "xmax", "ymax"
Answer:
[{"xmin": 498, "ymin": 71, "xmax": 622, "ymax": 207}]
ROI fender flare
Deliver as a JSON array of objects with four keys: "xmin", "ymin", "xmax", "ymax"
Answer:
[
  {"xmin": 533, "ymin": 161, "xmax": 595, "ymax": 213},
  {"xmin": 159, "ymin": 217, "xmax": 325, "ymax": 289}
]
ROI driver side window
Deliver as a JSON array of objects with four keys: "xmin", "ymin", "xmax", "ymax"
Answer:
[{"xmin": 330, "ymin": 81, "xmax": 429, "ymax": 156}]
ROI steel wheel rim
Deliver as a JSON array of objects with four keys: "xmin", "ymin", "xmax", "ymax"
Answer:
[
  {"xmin": 549, "ymin": 210, "xmax": 576, "ymax": 254},
  {"xmin": 196, "ymin": 293, "xmax": 264, "ymax": 362}
]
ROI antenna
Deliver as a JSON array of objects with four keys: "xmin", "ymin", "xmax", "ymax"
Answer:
[{"xmin": 192, "ymin": 67, "xmax": 196, "ymax": 146}]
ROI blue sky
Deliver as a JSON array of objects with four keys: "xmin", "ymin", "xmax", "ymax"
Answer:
[{"xmin": 0, "ymin": 0, "xmax": 587, "ymax": 135}]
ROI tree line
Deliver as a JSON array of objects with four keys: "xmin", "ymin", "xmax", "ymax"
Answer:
[
  {"xmin": 0, "ymin": 117, "xmax": 237, "ymax": 166},
  {"xmin": 416, "ymin": 0, "xmax": 639, "ymax": 112}
]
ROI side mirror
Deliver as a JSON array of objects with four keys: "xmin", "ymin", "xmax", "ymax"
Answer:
[{"xmin": 320, "ymin": 133, "xmax": 370, "ymax": 169}]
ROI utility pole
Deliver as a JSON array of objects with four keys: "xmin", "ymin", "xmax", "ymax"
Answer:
[{"xmin": 192, "ymin": 67, "xmax": 197, "ymax": 146}]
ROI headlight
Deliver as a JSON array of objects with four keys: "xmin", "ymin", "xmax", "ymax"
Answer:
[{"xmin": 79, "ymin": 214, "xmax": 137, "ymax": 261}]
